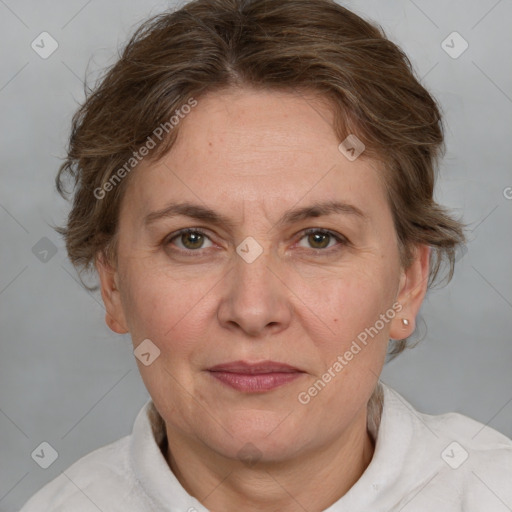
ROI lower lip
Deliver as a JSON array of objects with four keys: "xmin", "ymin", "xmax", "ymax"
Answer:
[{"xmin": 208, "ymin": 371, "xmax": 303, "ymax": 392}]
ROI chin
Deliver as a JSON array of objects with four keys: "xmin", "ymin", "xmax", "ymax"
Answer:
[{"xmin": 206, "ymin": 412, "xmax": 308, "ymax": 462}]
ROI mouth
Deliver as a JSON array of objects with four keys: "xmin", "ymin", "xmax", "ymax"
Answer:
[{"xmin": 207, "ymin": 360, "xmax": 305, "ymax": 392}]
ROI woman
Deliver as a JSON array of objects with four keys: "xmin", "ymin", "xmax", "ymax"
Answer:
[{"xmin": 21, "ymin": 0, "xmax": 512, "ymax": 510}]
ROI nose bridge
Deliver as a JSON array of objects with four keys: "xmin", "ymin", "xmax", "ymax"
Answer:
[
  {"xmin": 218, "ymin": 240, "xmax": 291, "ymax": 335},
  {"xmin": 233, "ymin": 240, "xmax": 279, "ymax": 305},
  {"xmin": 234, "ymin": 246, "xmax": 276, "ymax": 296}
]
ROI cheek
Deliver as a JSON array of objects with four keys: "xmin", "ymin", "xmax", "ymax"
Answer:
[
  {"xmin": 119, "ymin": 261, "xmax": 218, "ymax": 349},
  {"xmin": 304, "ymin": 263, "xmax": 399, "ymax": 342},
  {"xmin": 303, "ymin": 267, "xmax": 398, "ymax": 398},
  {"xmin": 300, "ymin": 272, "xmax": 396, "ymax": 407}
]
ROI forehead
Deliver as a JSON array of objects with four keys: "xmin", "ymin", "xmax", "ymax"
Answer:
[
  {"xmin": 168, "ymin": 88, "xmax": 342, "ymax": 175},
  {"xmin": 123, "ymin": 88, "xmax": 389, "ymax": 225}
]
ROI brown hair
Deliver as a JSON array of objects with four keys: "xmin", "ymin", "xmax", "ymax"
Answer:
[{"xmin": 56, "ymin": 0, "xmax": 465, "ymax": 360}]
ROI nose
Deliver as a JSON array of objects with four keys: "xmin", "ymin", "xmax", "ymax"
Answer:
[{"xmin": 217, "ymin": 246, "xmax": 292, "ymax": 337}]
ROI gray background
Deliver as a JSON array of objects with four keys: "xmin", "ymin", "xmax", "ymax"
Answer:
[{"xmin": 1, "ymin": 0, "xmax": 511, "ymax": 509}]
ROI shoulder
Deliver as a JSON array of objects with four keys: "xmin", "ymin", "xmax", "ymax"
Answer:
[
  {"xmin": 19, "ymin": 400, "xmax": 159, "ymax": 512},
  {"xmin": 20, "ymin": 435, "xmax": 144, "ymax": 511},
  {"xmin": 383, "ymin": 383, "xmax": 512, "ymax": 456},
  {"xmin": 424, "ymin": 408, "xmax": 512, "ymax": 489},
  {"xmin": 424, "ymin": 410, "xmax": 512, "ymax": 510},
  {"xmin": 383, "ymin": 385, "xmax": 512, "ymax": 510},
  {"xmin": 419, "ymin": 404, "xmax": 512, "ymax": 466}
]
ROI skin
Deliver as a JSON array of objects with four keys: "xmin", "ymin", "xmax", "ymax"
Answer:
[{"xmin": 97, "ymin": 87, "xmax": 429, "ymax": 512}]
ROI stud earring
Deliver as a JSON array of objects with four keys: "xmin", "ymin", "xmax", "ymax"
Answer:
[{"xmin": 402, "ymin": 318, "xmax": 409, "ymax": 326}]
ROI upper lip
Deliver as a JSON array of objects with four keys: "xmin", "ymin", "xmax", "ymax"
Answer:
[{"xmin": 207, "ymin": 360, "xmax": 303, "ymax": 374}]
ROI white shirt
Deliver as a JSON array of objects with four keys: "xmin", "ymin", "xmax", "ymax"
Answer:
[{"xmin": 20, "ymin": 383, "xmax": 512, "ymax": 511}]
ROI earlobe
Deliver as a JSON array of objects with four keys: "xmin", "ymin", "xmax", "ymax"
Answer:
[
  {"xmin": 105, "ymin": 311, "xmax": 128, "ymax": 334},
  {"xmin": 96, "ymin": 252, "xmax": 129, "ymax": 335},
  {"xmin": 389, "ymin": 245, "xmax": 430, "ymax": 340}
]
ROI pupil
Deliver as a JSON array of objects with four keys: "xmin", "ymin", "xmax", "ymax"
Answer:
[
  {"xmin": 310, "ymin": 233, "xmax": 329, "ymax": 248},
  {"xmin": 180, "ymin": 232, "xmax": 330, "ymax": 250},
  {"xmin": 183, "ymin": 232, "xmax": 203, "ymax": 249}
]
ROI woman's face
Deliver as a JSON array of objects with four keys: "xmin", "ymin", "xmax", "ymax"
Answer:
[{"xmin": 98, "ymin": 88, "xmax": 427, "ymax": 462}]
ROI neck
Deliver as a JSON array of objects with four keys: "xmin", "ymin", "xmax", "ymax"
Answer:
[{"xmin": 164, "ymin": 407, "xmax": 375, "ymax": 512}]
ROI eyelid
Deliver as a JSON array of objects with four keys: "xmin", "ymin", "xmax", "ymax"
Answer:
[
  {"xmin": 165, "ymin": 226, "xmax": 349, "ymax": 254},
  {"xmin": 295, "ymin": 228, "xmax": 349, "ymax": 251},
  {"xmin": 166, "ymin": 227, "xmax": 215, "ymax": 249}
]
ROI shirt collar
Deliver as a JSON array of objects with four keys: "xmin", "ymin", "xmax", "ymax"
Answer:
[{"xmin": 129, "ymin": 382, "xmax": 430, "ymax": 511}]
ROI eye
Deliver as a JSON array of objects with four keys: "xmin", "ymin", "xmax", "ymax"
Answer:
[
  {"xmin": 166, "ymin": 228, "xmax": 214, "ymax": 251},
  {"xmin": 165, "ymin": 227, "xmax": 347, "ymax": 255},
  {"xmin": 296, "ymin": 229, "xmax": 347, "ymax": 251}
]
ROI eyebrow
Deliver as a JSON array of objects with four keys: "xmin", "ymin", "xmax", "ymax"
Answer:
[{"xmin": 143, "ymin": 200, "xmax": 366, "ymax": 230}]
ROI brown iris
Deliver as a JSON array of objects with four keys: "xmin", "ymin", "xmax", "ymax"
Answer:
[
  {"xmin": 180, "ymin": 231, "xmax": 205, "ymax": 250},
  {"xmin": 307, "ymin": 232, "xmax": 331, "ymax": 249}
]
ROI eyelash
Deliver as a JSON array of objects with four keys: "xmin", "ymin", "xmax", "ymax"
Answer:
[{"xmin": 164, "ymin": 227, "xmax": 348, "ymax": 256}]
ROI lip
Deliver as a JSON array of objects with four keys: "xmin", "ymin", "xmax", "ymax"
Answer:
[
  {"xmin": 207, "ymin": 360, "xmax": 305, "ymax": 392},
  {"xmin": 207, "ymin": 360, "xmax": 302, "ymax": 373}
]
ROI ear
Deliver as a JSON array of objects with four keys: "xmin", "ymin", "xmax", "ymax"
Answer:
[
  {"xmin": 96, "ymin": 252, "xmax": 129, "ymax": 334},
  {"xmin": 389, "ymin": 244, "xmax": 430, "ymax": 340}
]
